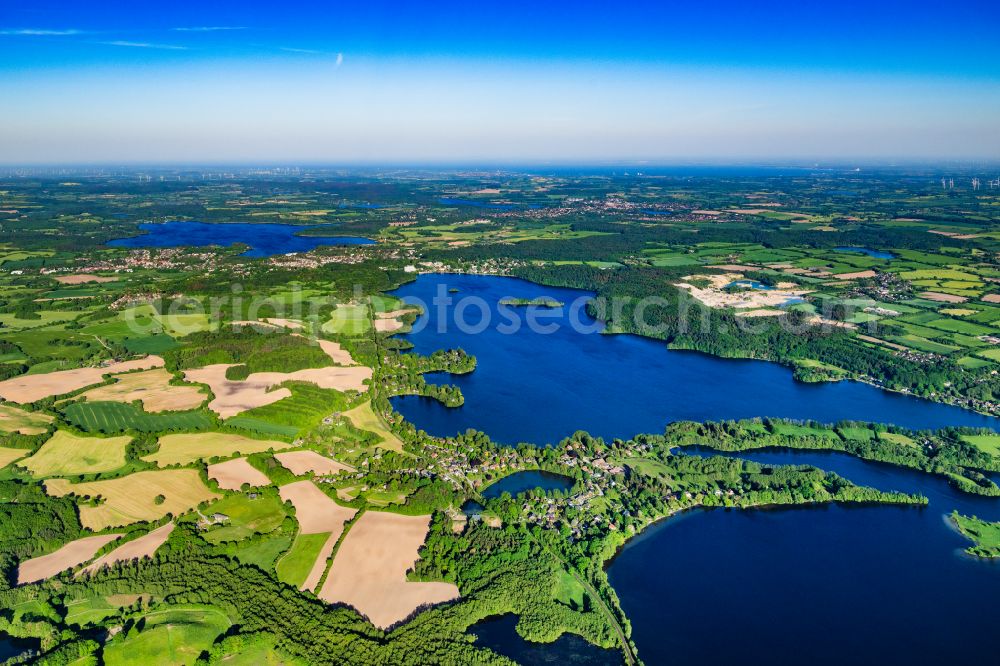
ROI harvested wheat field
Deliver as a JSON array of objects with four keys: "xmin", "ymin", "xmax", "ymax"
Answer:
[
  {"xmin": 53, "ymin": 274, "xmax": 117, "ymax": 284},
  {"xmin": 78, "ymin": 523, "xmax": 175, "ymax": 577},
  {"xmin": 342, "ymin": 400, "xmax": 405, "ymax": 452},
  {"xmin": 184, "ymin": 364, "xmax": 290, "ymax": 417},
  {"xmin": 19, "ymin": 430, "xmax": 131, "ymax": 477},
  {"xmin": 46, "ymin": 469, "xmax": 220, "ymax": 531},
  {"xmin": 78, "ymin": 368, "xmax": 206, "ymax": 412},
  {"xmin": 0, "ymin": 356, "xmax": 164, "ymax": 404},
  {"xmin": 274, "ymin": 450, "xmax": 354, "ymax": 476},
  {"xmin": 0, "ymin": 404, "xmax": 54, "ymax": 435},
  {"xmin": 318, "ymin": 512, "xmax": 460, "ymax": 629},
  {"xmin": 0, "ymin": 446, "xmax": 28, "ymax": 468},
  {"xmin": 145, "ymin": 432, "xmax": 291, "ymax": 466},
  {"xmin": 185, "ymin": 363, "xmax": 371, "ymax": 418},
  {"xmin": 207, "ymin": 457, "xmax": 272, "ymax": 490},
  {"xmin": 919, "ymin": 291, "xmax": 968, "ymax": 303},
  {"xmin": 833, "ymin": 270, "xmax": 878, "ymax": 280},
  {"xmin": 17, "ymin": 534, "xmax": 122, "ymax": 584},
  {"xmin": 278, "ymin": 480, "xmax": 356, "ymax": 534}
]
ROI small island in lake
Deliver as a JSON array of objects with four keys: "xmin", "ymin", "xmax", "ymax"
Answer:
[
  {"xmin": 952, "ymin": 513, "xmax": 1000, "ymax": 557},
  {"xmin": 499, "ymin": 297, "xmax": 565, "ymax": 307}
]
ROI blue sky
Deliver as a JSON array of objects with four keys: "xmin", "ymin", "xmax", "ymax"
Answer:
[{"xmin": 1, "ymin": 1, "xmax": 999, "ymax": 164}]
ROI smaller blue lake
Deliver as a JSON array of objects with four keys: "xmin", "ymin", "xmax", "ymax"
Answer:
[
  {"xmin": 108, "ymin": 222, "xmax": 375, "ymax": 257},
  {"xmin": 640, "ymin": 209, "xmax": 672, "ymax": 216},
  {"xmin": 727, "ymin": 279, "xmax": 774, "ymax": 290},
  {"xmin": 0, "ymin": 635, "xmax": 39, "ymax": 662},
  {"xmin": 609, "ymin": 447, "xmax": 1000, "ymax": 666},
  {"xmin": 469, "ymin": 614, "xmax": 622, "ymax": 665},
  {"xmin": 438, "ymin": 197, "xmax": 516, "ymax": 211},
  {"xmin": 833, "ymin": 246, "xmax": 896, "ymax": 260},
  {"xmin": 481, "ymin": 470, "xmax": 575, "ymax": 499}
]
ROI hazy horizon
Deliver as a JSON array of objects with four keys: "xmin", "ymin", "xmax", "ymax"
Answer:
[{"xmin": 2, "ymin": 0, "xmax": 999, "ymax": 163}]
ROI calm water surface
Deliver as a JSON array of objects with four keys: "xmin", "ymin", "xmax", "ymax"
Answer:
[
  {"xmin": 481, "ymin": 470, "xmax": 574, "ymax": 499},
  {"xmin": 387, "ymin": 274, "xmax": 1000, "ymax": 665},
  {"xmin": 609, "ymin": 448, "xmax": 1000, "ymax": 665},
  {"xmin": 390, "ymin": 274, "xmax": 998, "ymax": 445},
  {"xmin": 109, "ymin": 221, "xmax": 374, "ymax": 257},
  {"xmin": 470, "ymin": 614, "xmax": 621, "ymax": 665},
  {"xmin": 833, "ymin": 246, "xmax": 896, "ymax": 259}
]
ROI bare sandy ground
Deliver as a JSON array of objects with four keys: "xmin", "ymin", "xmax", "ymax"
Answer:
[
  {"xmin": 79, "ymin": 368, "xmax": 206, "ymax": 412},
  {"xmin": 919, "ymin": 291, "xmax": 968, "ymax": 303},
  {"xmin": 833, "ymin": 270, "xmax": 877, "ymax": 280},
  {"xmin": 278, "ymin": 480, "xmax": 357, "ymax": 534},
  {"xmin": 373, "ymin": 309, "xmax": 418, "ymax": 333},
  {"xmin": 676, "ymin": 274, "xmax": 810, "ymax": 310},
  {"xmin": 186, "ymin": 362, "xmax": 371, "ymax": 418},
  {"xmin": 207, "ymin": 457, "xmax": 272, "ymax": 490},
  {"xmin": 54, "ymin": 274, "xmax": 117, "ymax": 284},
  {"xmin": 301, "ymin": 532, "xmax": 339, "ymax": 593},
  {"xmin": 983, "ymin": 294, "xmax": 1000, "ymax": 304},
  {"xmin": 374, "ymin": 318, "xmax": 404, "ymax": 333},
  {"xmin": 17, "ymin": 534, "xmax": 122, "ymax": 584},
  {"xmin": 0, "ymin": 356, "xmax": 164, "ymax": 404},
  {"xmin": 805, "ymin": 315, "xmax": 856, "ymax": 330},
  {"xmin": 316, "ymin": 339, "xmax": 357, "ymax": 366},
  {"xmin": 275, "ymin": 450, "xmax": 354, "ymax": 476},
  {"xmin": 318, "ymin": 512, "xmax": 460, "ymax": 629},
  {"xmin": 78, "ymin": 523, "xmax": 174, "ymax": 577}
]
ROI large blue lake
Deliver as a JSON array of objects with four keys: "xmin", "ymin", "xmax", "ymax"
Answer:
[
  {"xmin": 386, "ymin": 274, "xmax": 1000, "ymax": 664},
  {"xmin": 390, "ymin": 274, "xmax": 998, "ymax": 445},
  {"xmin": 108, "ymin": 221, "xmax": 375, "ymax": 257}
]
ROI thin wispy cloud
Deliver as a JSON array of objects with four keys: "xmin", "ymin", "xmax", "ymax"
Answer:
[
  {"xmin": 279, "ymin": 48, "xmax": 343, "ymax": 66},
  {"xmin": 0, "ymin": 28, "xmax": 84, "ymax": 36},
  {"xmin": 173, "ymin": 26, "xmax": 247, "ymax": 32},
  {"xmin": 100, "ymin": 40, "xmax": 189, "ymax": 51}
]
